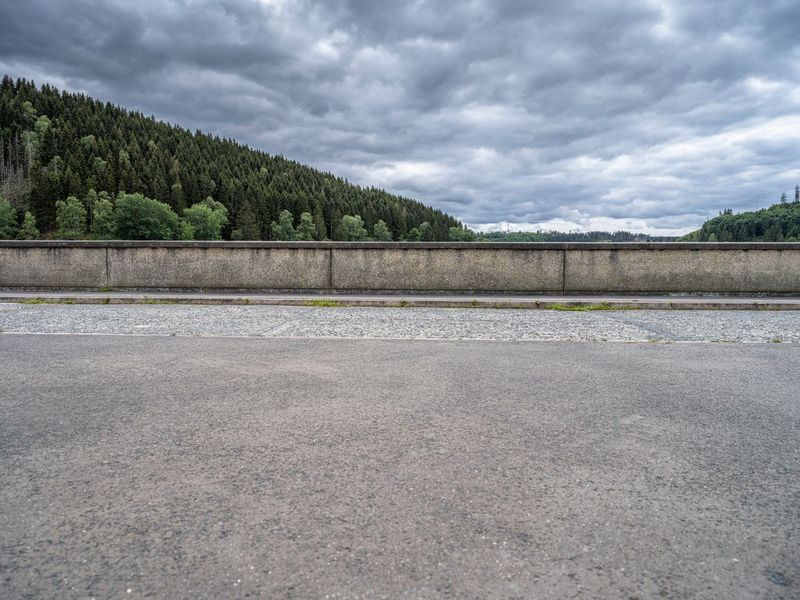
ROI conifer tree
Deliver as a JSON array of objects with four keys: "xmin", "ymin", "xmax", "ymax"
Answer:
[
  {"xmin": 0, "ymin": 78, "xmax": 464, "ymax": 240},
  {"xmin": 17, "ymin": 211, "xmax": 39, "ymax": 239},
  {"xmin": 0, "ymin": 197, "xmax": 18, "ymax": 239}
]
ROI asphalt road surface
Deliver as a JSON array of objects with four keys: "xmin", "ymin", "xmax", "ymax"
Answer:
[
  {"xmin": 1, "ymin": 333, "xmax": 798, "ymax": 598},
  {"xmin": 3, "ymin": 302, "xmax": 800, "ymax": 342}
]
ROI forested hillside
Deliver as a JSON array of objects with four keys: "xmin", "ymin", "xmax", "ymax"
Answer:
[
  {"xmin": 682, "ymin": 190, "xmax": 800, "ymax": 241},
  {"xmin": 0, "ymin": 76, "xmax": 461, "ymax": 240}
]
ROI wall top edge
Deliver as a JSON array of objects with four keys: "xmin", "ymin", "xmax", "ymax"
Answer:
[{"xmin": 1, "ymin": 240, "xmax": 800, "ymax": 251}]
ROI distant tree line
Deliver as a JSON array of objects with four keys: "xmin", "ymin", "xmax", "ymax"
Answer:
[
  {"xmin": 473, "ymin": 230, "xmax": 676, "ymax": 242},
  {"xmin": 0, "ymin": 76, "xmax": 461, "ymax": 240},
  {"xmin": 682, "ymin": 187, "xmax": 800, "ymax": 242}
]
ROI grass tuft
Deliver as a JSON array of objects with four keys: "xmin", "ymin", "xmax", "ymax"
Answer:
[
  {"xmin": 21, "ymin": 297, "xmax": 75, "ymax": 305},
  {"xmin": 305, "ymin": 299, "xmax": 344, "ymax": 307},
  {"xmin": 545, "ymin": 302, "xmax": 615, "ymax": 311}
]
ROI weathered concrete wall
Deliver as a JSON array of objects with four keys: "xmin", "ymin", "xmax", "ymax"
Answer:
[
  {"xmin": 107, "ymin": 244, "xmax": 329, "ymax": 290},
  {"xmin": 565, "ymin": 246, "xmax": 800, "ymax": 293},
  {"xmin": 1, "ymin": 241, "xmax": 800, "ymax": 294},
  {"xmin": 332, "ymin": 246, "xmax": 563, "ymax": 292},
  {"xmin": 0, "ymin": 244, "xmax": 108, "ymax": 288}
]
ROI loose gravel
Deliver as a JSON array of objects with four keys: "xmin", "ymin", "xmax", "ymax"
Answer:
[{"xmin": 2, "ymin": 303, "xmax": 800, "ymax": 342}]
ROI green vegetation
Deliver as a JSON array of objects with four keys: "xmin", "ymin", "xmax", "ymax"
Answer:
[
  {"xmin": 271, "ymin": 209, "xmax": 296, "ymax": 240},
  {"xmin": 91, "ymin": 196, "xmax": 115, "ymax": 238},
  {"xmin": 338, "ymin": 214, "xmax": 369, "ymax": 241},
  {"xmin": 0, "ymin": 77, "xmax": 460, "ymax": 240},
  {"xmin": 682, "ymin": 191, "xmax": 800, "ymax": 241},
  {"xmin": 20, "ymin": 297, "xmax": 74, "ymax": 304},
  {"xmin": 55, "ymin": 195, "xmax": 87, "ymax": 238},
  {"xmin": 17, "ymin": 210, "xmax": 39, "ymax": 239},
  {"xmin": 372, "ymin": 220, "xmax": 392, "ymax": 241},
  {"xmin": 296, "ymin": 212, "xmax": 316, "ymax": 241},
  {"xmin": 305, "ymin": 299, "xmax": 344, "ymax": 307},
  {"xmin": 182, "ymin": 197, "xmax": 228, "ymax": 240},
  {"xmin": 544, "ymin": 302, "xmax": 617, "ymax": 311},
  {"xmin": 0, "ymin": 197, "xmax": 18, "ymax": 238},
  {"xmin": 114, "ymin": 193, "xmax": 180, "ymax": 240}
]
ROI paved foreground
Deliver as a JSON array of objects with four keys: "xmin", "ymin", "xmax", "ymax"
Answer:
[
  {"xmin": 3, "ymin": 302, "xmax": 800, "ymax": 342},
  {"xmin": 1, "ymin": 334, "xmax": 798, "ymax": 599}
]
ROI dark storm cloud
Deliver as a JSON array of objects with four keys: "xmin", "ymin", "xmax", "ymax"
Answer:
[{"xmin": 2, "ymin": 0, "xmax": 798, "ymax": 233}]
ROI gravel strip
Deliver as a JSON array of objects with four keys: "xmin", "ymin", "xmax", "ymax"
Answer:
[{"xmin": 2, "ymin": 303, "xmax": 800, "ymax": 342}]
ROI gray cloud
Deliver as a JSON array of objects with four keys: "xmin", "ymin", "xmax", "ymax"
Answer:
[{"xmin": 1, "ymin": 0, "xmax": 798, "ymax": 233}]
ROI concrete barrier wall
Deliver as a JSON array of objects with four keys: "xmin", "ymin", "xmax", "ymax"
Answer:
[
  {"xmin": 107, "ymin": 245, "xmax": 329, "ymax": 290},
  {"xmin": 331, "ymin": 247, "xmax": 564, "ymax": 292},
  {"xmin": 2, "ymin": 241, "xmax": 800, "ymax": 294},
  {"xmin": 0, "ymin": 244, "xmax": 108, "ymax": 288},
  {"xmin": 564, "ymin": 246, "xmax": 800, "ymax": 294}
]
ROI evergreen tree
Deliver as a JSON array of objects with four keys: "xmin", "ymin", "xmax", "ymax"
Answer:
[
  {"xmin": 0, "ymin": 78, "xmax": 463, "ymax": 240},
  {"xmin": 84, "ymin": 188, "xmax": 98, "ymax": 230},
  {"xmin": 232, "ymin": 198, "xmax": 260, "ymax": 240},
  {"xmin": 681, "ymin": 191, "xmax": 800, "ymax": 241},
  {"xmin": 0, "ymin": 197, "xmax": 18, "ymax": 239},
  {"xmin": 17, "ymin": 211, "xmax": 39, "ymax": 239}
]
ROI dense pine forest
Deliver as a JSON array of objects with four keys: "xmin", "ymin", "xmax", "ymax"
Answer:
[
  {"xmin": 0, "ymin": 76, "xmax": 462, "ymax": 240},
  {"xmin": 682, "ymin": 189, "xmax": 800, "ymax": 241}
]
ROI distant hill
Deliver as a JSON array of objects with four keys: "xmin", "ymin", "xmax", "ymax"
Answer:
[
  {"xmin": 0, "ymin": 76, "xmax": 461, "ymax": 240},
  {"xmin": 475, "ymin": 230, "xmax": 676, "ymax": 242},
  {"xmin": 682, "ymin": 194, "xmax": 800, "ymax": 242}
]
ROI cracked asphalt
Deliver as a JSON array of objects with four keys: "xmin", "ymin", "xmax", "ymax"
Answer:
[{"xmin": 1, "ymin": 307, "xmax": 798, "ymax": 598}]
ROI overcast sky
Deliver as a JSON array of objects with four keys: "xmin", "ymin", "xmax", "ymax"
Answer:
[{"xmin": 2, "ymin": 0, "xmax": 799, "ymax": 233}]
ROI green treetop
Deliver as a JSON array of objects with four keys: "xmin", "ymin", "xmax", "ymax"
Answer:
[
  {"xmin": 0, "ymin": 197, "xmax": 18, "ymax": 239},
  {"xmin": 373, "ymin": 220, "xmax": 392, "ymax": 241},
  {"xmin": 17, "ymin": 211, "xmax": 39, "ymax": 239},
  {"xmin": 338, "ymin": 214, "xmax": 369, "ymax": 241},
  {"xmin": 55, "ymin": 196, "xmax": 87, "ymax": 239},
  {"xmin": 271, "ymin": 209, "xmax": 296, "ymax": 240}
]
